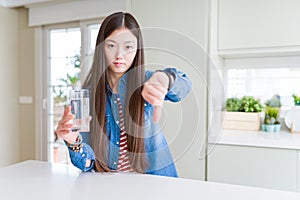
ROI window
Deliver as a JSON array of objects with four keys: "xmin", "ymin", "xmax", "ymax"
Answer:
[
  {"xmin": 80, "ymin": 23, "xmax": 101, "ymax": 80},
  {"xmin": 45, "ymin": 20, "xmax": 100, "ymax": 163},
  {"xmin": 225, "ymin": 56, "xmax": 300, "ymax": 116},
  {"xmin": 48, "ymin": 26, "xmax": 81, "ymax": 163}
]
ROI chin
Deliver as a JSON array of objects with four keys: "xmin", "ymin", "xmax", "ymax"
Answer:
[
  {"xmin": 112, "ymin": 66, "xmax": 129, "ymax": 73},
  {"xmin": 111, "ymin": 69, "xmax": 127, "ymax": 75}
]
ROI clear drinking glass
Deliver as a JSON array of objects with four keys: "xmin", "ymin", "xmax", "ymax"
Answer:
[{"xmin": 69, "ymin": 89, "xmax": 90, "ymax": 132}]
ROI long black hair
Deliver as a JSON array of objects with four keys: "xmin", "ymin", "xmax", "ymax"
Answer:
[{"xmin": 83, "ymin": 12, "xmax": 147, "ymax": 173}]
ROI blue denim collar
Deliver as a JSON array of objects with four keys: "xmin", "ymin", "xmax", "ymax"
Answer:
[{"xmin": 106, "ymin": 72, "xmax": 128, "ymax": 95}]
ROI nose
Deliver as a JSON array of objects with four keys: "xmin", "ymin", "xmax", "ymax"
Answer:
[{"xmin": 116, "ymin": 47, "xmax": 125, "ymax": 60}]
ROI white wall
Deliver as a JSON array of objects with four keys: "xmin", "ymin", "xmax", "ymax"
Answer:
[
  {"xmin": 18, "ymin": 8, "xmax": 36, "ymax": 162},
  {"xmin": 0, "ymin": 6, "xmax": 20, "ymax": 167},
  {"xmin": 130, "ymin": 0, "xmax": 209, "ymax": 180}
]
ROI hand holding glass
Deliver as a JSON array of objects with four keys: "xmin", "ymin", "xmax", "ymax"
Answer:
[{"xmin": 69, "ymin": 89, "xmax": 90, "ymax": 132}]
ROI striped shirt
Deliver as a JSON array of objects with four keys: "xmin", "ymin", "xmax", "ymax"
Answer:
[{"xmin": 116, "ymin": 97, "xmax": 133, "ymax": 172}]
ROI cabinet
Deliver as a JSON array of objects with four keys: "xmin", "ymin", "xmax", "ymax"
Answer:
[
  {"xmin": 208, "ymin": 144, "xmax": 298, "ymax": 192},
  {"xmin": 298, "ymin": 151, "xmax": 300, "ymax": 192},
  {"xmin": 218, "ymin": 0, "xmax": 300, "ymax": 51}
]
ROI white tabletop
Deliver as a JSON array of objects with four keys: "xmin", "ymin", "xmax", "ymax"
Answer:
[{"xmin": 1, "ymin": 160, "xmax": 300, "ymax": 200}]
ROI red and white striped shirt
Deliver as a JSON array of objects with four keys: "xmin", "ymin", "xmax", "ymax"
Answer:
[{"xmin": 116, "ymin": 97, "xmax": 133, "ymax": 172}]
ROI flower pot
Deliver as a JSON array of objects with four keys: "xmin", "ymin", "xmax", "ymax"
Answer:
[
  {"xmin": 261, "ymin": 124, "xmax": 266, "ymax": 131},
  {"xmin": 265, "ymin": 125, "xmax": 275, "ymax": 132},
  {"xmin": 223, "ymin": 112, "xmax": 261, "ymax": 131},
  {"xmin": 274, "ymin": 124, "xmax": 281, "ymax": 132},
  {"xmin": 262, "ymin": 124, "xmax": 281, "ymax": 132}
]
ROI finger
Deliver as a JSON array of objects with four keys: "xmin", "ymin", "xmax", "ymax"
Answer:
[
  {"xmin": 56, "ymin": 125, "xmax": 73, "ymax": 136},
  {"xmin": 56, "ymin": 124, "xmax": 78, "ymax": 136},
  {"xmin": 142, "ymin": 89, "xmax": 166, "ymax": 99},
  {"xmin": 57, "ymin": 123, "xmax": 73, "ymax": 131},
  {"xmin": 59, "ymin": 106, "xmax": 73, "ymax": 125},
  {"xmin": 143, "ymin": 84, "xmax": 167, "ymax": 101},
  {"xmin": 57, "ymin": 130, "xmax": 72, "ymax": 136},
  {"xmin": 144, "ymin": 81, "xmax": 167, "ymax": 93},
  {"xmin": 64, "ymin": 105, "xmax": 71, "ymax": 115},
  {"xmin": 142, "ymin": 93, "xmax": 163, "ymax": 106},
  {"xmin": 142, "ymin": 85, "xmax": 167, "ymax": 101},
  {"xmin": 59, "ymin": 114, "xmax": 74, "ymax": 125},
  {"xmin": 153, "ymin": 105, "xmax": 163, "ymax": 123}
]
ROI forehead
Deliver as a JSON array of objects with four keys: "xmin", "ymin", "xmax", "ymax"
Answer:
[{"xmin": 106, "ymin": 28, "xmax": 137, "ymax": 43}]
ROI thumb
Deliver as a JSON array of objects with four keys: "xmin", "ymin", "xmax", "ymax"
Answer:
[{"xmin": 153, "ymin": 105, "xmax": 163, "ymax": 123}]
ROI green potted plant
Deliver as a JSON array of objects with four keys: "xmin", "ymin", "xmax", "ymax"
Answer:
[
  {"xmin": 264, "ymin": 94, "xmax": 282, "ymax": 118},
  {"xmin": 292, "ymin": 94, "xmax": 300, "ymax": 106},
  {"xmin": 59, "ymin": 73, "xmax": 80, "ymax": 89},
  {"xmin": 265, "ymin": 94, "xmax": 281, "ymax": 108},
  {"xmin": 224, "ymin": 96, "xmax": 263, "ymax": 131},
  {"xmin": 225, "ymin": 97, "xmax": 241, "ymax": 112},
  {"xmin": 261, "ymin": 107, "xmax": 281, "ymax": 132},
  {"xmin": 58, "ymin": 54, "xmax": 81, "ymax": 90},
  {"xmin": 238, "ymin": 96, "xmax": 263, "ymax": 112}
]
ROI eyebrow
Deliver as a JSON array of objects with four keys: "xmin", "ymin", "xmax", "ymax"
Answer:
[
  {"xmin": 105, "ymin": 39, "xmax": 136, "ymax": 44},
  {"xmin": 105, "ymin": 39, "xmax": 116, "ymax": 43}
]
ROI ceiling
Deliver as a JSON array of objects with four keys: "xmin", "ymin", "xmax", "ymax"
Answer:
[{"xmin": 0, "ymin": 0, "xmax": 65, "ymax": 7}]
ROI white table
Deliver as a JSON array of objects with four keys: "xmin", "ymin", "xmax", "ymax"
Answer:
[{"xmin": 1, "ymin": 160, "xmax": 300, "ymax": 200}]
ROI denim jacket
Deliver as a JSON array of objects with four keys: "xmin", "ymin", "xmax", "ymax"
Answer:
[{"xmin": 68, "ymin": 68, "xmax": 192, "ymax": 177}]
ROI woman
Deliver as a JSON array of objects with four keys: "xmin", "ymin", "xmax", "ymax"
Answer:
[{"xmin": 56, "ymin": 12, "xmax": 191, "ymax": 177}]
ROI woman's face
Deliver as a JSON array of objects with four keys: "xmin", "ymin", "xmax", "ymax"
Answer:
[{"xmin": 104, "ymin": 28, "xmax": 138, "ymax": 76}]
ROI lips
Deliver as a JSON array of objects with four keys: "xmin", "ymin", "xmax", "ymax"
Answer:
[{"xmin": 113, "ymin": 62, "xmax": 125, "ymax": 67}]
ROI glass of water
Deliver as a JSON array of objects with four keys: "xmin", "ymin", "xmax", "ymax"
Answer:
[{"xmin": 69, "ymin": 89, "xmax": 90, "ymax": 132}]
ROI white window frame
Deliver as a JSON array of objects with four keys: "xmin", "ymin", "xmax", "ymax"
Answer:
[
  {"xmin": 35, "ymin": 18, "xmax": 102, "ymax": 161},
  {"xmin": 79, "ymin": 19, "xmax": 102, "ymax": 83}
]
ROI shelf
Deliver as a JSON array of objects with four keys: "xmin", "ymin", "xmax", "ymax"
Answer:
[{"xmin": 208, "ymin": 129, "xmax": 300, "ymax": 150}]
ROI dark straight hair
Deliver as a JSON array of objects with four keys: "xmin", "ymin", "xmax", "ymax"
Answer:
[{"xmin": 83, "ymin": 12, "xmax": 147, "ymax": 173}]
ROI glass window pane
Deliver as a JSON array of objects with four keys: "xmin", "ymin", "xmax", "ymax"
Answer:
[
  {"xmin": 50, "ymin": 56, "xmax": 81, "ymax": 86},
  {"xmin": 227, "ymin": 68, "xmax": 300, "ymax": 108},
  {"xmin": 87, "ymin": 24, "xmax": 100, "ymax": 55},
  {"xmin": 50, "ymin": 28, "xmax": 81, "ymax": 58},
  {"xmin": 48, "ymin": 27, "xmax": 81, "ymax": 164},
  {"xmin": 81, "ymin": 23, "xmax": 100, "ymax": 78}
]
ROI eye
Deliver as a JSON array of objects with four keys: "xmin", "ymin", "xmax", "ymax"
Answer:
[
  {"xmin": 126, "ymin": 45, "xmax": 133, "ymax": 50},
  {"xmin": 107, "ymin": 43, "xmax": 115, "ymax": 48}
]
